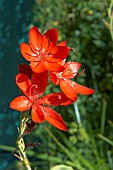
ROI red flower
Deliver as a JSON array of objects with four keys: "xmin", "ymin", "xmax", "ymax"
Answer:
[
  {"xmin": 18, "ymin": 64, "xmax": 32, "ymax": 79},
  {"xmin": 50, "ymin": 62, "xmax": 95, "ymax": 99},
  {"xmin": 20, "ymin": 26, "xmax": 70, "ymax": 73},
  {"xmin": 10, "ymin": 71, "xmax": 75, "ymax": 131}
]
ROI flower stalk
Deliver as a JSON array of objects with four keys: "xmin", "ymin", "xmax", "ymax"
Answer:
[{"xmin": 16, "ymin": 111, "xmax": 32, "ymax": 170}]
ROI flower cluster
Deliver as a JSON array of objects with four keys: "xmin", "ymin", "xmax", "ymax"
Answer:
[{"xmin": 10, "ymin": 26, "xmax": 95, "ymax": 131}]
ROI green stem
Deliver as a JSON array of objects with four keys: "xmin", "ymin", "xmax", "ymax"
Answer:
[
  {"xmin": 100, "ymin": 99, "xmax": 107, "ymax": 135},
  {"xmin": 16, "ymin": 111, "xmax": 32, "ymax": 170},
  {"xmin": 97, "ymin": 134, "xmax": 113, "ymax": 146},
  {"xmin": 108, "ymin": 0, "xmax": 113, "ymax": 40},
  {"xmin": 0, "ymin": 144, "xmax": 15, "ymax": 152}
]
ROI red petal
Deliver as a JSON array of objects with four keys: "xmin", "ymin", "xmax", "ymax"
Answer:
[
  {"xmin": 44, "ymin": 28, "xmax": 58, "ymax": 45},
  {"xmin": 31, "ymin": 70, "xmax": 48, "ymax": 95},
  {"xmin": 30, "ymin": 61, "xmax": 39, "ymax": 69},
  {"xmin": 42, "ymin": 35, "xmax": 51, "ymax": 52},
  {"xmin": 58, "ymin": 59, "xmax": 66, "ymax": 66},
  {"xmin": 43, "ymin": 106, "xmax": 68, "ymax": 131},
  {"xmin": 62, "ymin": 62, "xmax": 81, "ymax": 78},
  {"xmin": 46, "ymin": 46, "xmax": 58, "ymax": 56},
  {"xmin": 16, "ymin": 73, "xmax": 31, "ymax": 97},
  {"xmin": 20, "ymin": 43, "xmax": 37, "ymax": 61},
  {"xmin": 30, "ymin": 61, "xmax": 46, "ymax": 73},
  {"xmin": 18, "ymin": 64, "xmax": 32, "ymax": 79},
  {"xmin": 46, "ymin": 46, "xmax": 70, "ymax": 62},
  {"xmin": 73, "ymin": 82, "xmax": 96, "ymax": 95},
  {"xmin": 29, "ymin": 26, "xmax": 43, "ymax": 51},
  {"xmin": 50, "ymin": 72, "xmax": 59, "ymax": 85},
  {"xmin": 10, "ymin": 96, "xmax": 31, "ymax": 112},
  {"xmin": 41, "ymin": 92, "xmax": 75, "ymax": 106},
  {"xmin": 58, "ymin": 41, "xmax": 67, "ymax": 46},
  {"xmin": 60, "ymin": 79, "xmax": 78, "ymax": 99},
  {"xmin": 44, "ymin": 61, "xmax": 65, "ymax": 72},
  {"xmin": 31, "ymin": 105, "xmax": 45, "ymax": 123}
]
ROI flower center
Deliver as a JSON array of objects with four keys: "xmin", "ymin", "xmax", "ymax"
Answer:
[
  {"xmin": 35, "ymin": 36, "xmax": 52, "ymax": 61},
  {"xmin": 29, "ymin": 84, "xmax": 39, "ymax": 103}
]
